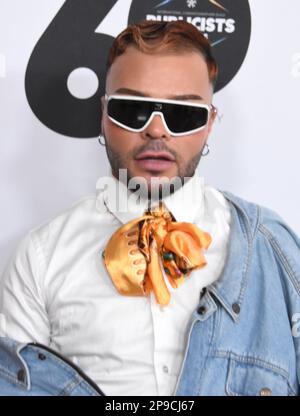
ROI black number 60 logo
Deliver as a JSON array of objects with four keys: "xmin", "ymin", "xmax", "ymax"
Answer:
[{"xmin": 25, "ymin": 0, "xmax": 118, "ymax": 138}]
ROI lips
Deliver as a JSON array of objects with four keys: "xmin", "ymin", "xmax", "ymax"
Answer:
[
  {"xmin": 135, "ymin": 151, "xmax": 175, "ymax": 161},
  {"xmin": 135, "ymin": 151, "xmax": 176, "ymax": 172}
]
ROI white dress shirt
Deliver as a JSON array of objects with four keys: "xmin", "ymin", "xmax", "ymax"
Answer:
[{"xmin": 0, "ymin": 170, "xmax": 231, "ymax": 396}]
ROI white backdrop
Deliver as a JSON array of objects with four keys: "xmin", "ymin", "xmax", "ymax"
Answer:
[{"xmin": 0, "ymin": 0, "xmax": 300, "ymax": 276}]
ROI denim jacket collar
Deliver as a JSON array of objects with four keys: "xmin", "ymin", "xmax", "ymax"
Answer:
[{"xmin": 204, "ymin": 191, "xmax": 260, "ymax": 322}]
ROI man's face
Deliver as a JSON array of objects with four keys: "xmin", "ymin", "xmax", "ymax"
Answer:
[{"xmin": 101, "ymin": 46, "xmax": 216, "ymax": 192}]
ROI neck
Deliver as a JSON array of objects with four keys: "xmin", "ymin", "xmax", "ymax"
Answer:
[{"xmin": 111, "ymin": 168, "xmax": 195, "ymax": 203}]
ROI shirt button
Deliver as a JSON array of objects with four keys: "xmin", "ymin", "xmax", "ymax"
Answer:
[
  {"xmin": 260, "ymin": 387, "xmax": 272, "ymax": 396},
  {"xmin": 197, "ymin": 305, "xmax": 206, "ymax": 315},
  {"xmin": 38, "ymin": 353, "xmax": 46, "ymax": 361},
  {"xmin": 232, "ymin": 303, "xmax": 240, "ymax": 315},
  {"xmin": 17, "ymin": 369, "xmax": 26, "ymax": 383},
  {"xmin": 163, "ymin": 365, "xmax": 169, "ymax": 374}
]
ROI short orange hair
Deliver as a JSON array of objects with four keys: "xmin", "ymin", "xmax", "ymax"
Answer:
[{"xmin": 106, "ymin": 19, "xmax": 218, "ymax": 89}]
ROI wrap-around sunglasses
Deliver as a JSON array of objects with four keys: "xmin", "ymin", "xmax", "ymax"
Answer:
[{"xmin": 105, "ymin": 94, "xmax": 214, "ymax": 137}]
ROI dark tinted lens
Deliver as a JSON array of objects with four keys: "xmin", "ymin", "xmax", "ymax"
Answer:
[
  {"xmin": 107, "ymin": 98, "xmax": 153, "ymax": 129},
  {"xmin": 163, "ymin": 102, "xmax": 208, "ymax": 133}
]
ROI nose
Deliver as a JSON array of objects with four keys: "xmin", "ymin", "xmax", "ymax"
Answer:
[{"xmin": 141, "ymin": 113, "xmax": 171, "ymax": 141}]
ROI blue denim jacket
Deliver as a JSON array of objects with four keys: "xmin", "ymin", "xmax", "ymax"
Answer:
[
  {"xmin": 0, "ymin": 338, "xmax": 104, "ymax": 396},
  {"xmin": 0, "ymin": 191, "xmax": 300, "ymax": 396}
]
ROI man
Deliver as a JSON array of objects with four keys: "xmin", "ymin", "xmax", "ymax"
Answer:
[{"xmin": 0, "ymin": 20, "xmax": 300, "ymax": 396}]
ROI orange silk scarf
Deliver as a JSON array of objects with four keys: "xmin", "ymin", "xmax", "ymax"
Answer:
[{"xmin": 102, "ymin": 203, "xmax": 212, "ymax": 306}]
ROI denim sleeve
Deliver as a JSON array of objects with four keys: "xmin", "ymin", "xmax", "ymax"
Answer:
[
  {"xmin": 258, "ymin": 206, "xmax": 300, "ymax": 391},
  {"xmin": 0, "ymin": 232, "xmax": 50, "ymax": 344}
]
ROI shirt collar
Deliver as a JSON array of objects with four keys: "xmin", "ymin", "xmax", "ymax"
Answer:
[{"xmin": 96, "ymin": 168, "xmax": 205, "ymax": 224}]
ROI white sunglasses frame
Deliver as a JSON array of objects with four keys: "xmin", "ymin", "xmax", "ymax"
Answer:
[{"xmin": 104, "ymin": 94, "xmax": 213, "ymax": 137}]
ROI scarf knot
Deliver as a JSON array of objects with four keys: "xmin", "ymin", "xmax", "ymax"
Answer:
[{"xmin": 102, "ymin": 203, "xmax": 212, "ymax": 306}]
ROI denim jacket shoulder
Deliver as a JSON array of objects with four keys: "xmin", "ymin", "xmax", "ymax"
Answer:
[
  {"xmin": 175, "ymin": 190, "xmax": 300, "ymax": 396},
  {"xmin": 223, "ymin": 190, "xmax": 300, "ymax": 307}
]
